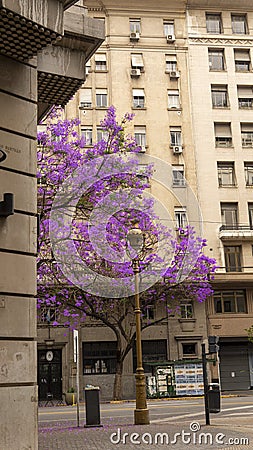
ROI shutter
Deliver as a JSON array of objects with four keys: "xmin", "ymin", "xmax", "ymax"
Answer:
[
  {"xmin": 165, "ymin": 54, "xmax": 177, "ymax": 61},
  {"xmin": 237, "ymin": 86, "xmax": 253, "ymax": 98},
  {"xmin": 133, "ymin": 89, "xmax": 144, "ymax": 96},
  {"xmin": 170, "ymin": 126, "xmax": 181, "ymax": 132},
  {"xmin": 172, "ymin": 165, "xmax": 184, "ymax": 171},
  {"xmin": 96, "ymin": 88, "xmax": 107, "ymax": 94},
  {"xmin": 94, "ymin": 53, "xmax": 106, "ymax": 61},
  {"xmin": 234, "ymin": 50, "xmax": 250, "ymax": 61},
  {"xmin": 211, "ymin": 85, "xmax": 227, "ymax": 91},
  {"xmin": 241, "ymin": 123, "xmax": 253, "ymax": 132},
  {"xmin": 131, "ymin": 53, "xmax": 144, "ymax": 67},
  {"xmin": 80, "ymin": 89, "xmax": 92, "ymax": 104},
  {"xmin": 134, "ymin": 126, "xmax": 146, "ymax": 133},
  {"xmin": 214, "ymin": 123, "xmax": 231, "ymax": 137}
]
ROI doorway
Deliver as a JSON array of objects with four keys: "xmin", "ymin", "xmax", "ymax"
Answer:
[{"xmin": 38, "ymin": 349, "xmax": 62, "ymax": 401}]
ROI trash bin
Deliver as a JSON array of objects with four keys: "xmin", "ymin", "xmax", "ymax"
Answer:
[
  {"xmin": 208, "ymin": 383, "xmax": 220, "ymax": 413},
  {"xmin": 84, "ymin": 386, "xmax": 102, "ymax": 427}
]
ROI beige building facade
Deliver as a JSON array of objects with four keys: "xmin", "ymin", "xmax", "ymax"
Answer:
[
  {"xmin": 37, "ymin": 0, "xmax": 253, "ymax": 400},
  {"xmin": 187, "ymin": 0, "xmax": 253, "ymax": 389}
]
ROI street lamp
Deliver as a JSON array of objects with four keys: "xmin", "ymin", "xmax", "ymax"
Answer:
[{"xmin": 126, "ymin": 227, "xmax": 150, "ymax": 425}]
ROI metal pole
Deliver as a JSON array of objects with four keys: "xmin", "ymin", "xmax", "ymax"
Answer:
[
  {"xmin": 75, "ymin": 334, "xmax": 80, "ymax": 427},
  {"xmin": 133, "ymin": 259, "xmax": 149, "ymax": 425},
  {"xmin": 202, "ymin": 343, "xmax": 210, "ymax": 425}
]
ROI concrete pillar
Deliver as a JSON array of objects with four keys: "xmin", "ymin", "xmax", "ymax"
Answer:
[{"xmin": 0, "ymin": 55, "xmax": 38, "ymax": 449}]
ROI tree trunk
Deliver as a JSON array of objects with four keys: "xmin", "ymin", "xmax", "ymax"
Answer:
[{"xmin": 113, "ymin": 359, "xmax": 124, "ymax": 400}]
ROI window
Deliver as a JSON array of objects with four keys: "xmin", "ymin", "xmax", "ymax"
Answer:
[
  {"xmin": 170, "ymin": 127, "xmax": 182, "ymax": 146},
  {"xmin": 134, "ymin": 126, "xmax": 146, "ymax": 150},
  {"xmin": 248, "ymin": 203, "xmax": 253, "ymax": 228},
  {"xmin": 221, "ymin": 203, "xmax": 238, "ymax": 228},
  {"xmin": 97, "ymin": 127, "xmax": 108, "ymax": 142},
  {"xmin": 51, "ymin": 133, "xmax": 61, "ymax": 143},
  {"xmin": 214, "ymin": 290, "xmax": 246, "ymax": 313},
  {"xmin": 231, "ymin": 14, "xmax": 247, "ymax": 34},
  {"xmin": 81, "ymin": 127, "xmax": 93, "ymax": 146},
  {"xmin": 136, "ymin": 164, "xmax": 150, "ymax": 186},
  {"xmin": 174, "ymin": 207, "xmax": 187, "ymax": 228},
  {"xmin": 163, "ymin": 20, "xmax": 175, "ymax": 36},
  {"xmin": 165, "ymin": 54, "xmax": 177, "ymax": 72},
  {"xmin": 206, "ymin": 13, "xmax": 222, "ymax": 34},
  {"xmin": 238, "ymin": 86, "xmax": 253, "ymax": 109},
  {"xmin": 234, "ymin": 49, "xmax": 251, "ymax": 72},
  {"xmin": 133, "ymin": 339, "xmax": 167, "ymax": 372},
  {"xmin": 96, "ymin": 88, "xmax": 107, "ymax": 108},
  {"xmin": 130, "ymin": 18, "xmax": 141, "ymax": 34},
  {"xmin": 83, "ymin": 341, "xmax": 117, "ymax": 374},
  {"xmin": 217, "ymin": 162, "xmax": 235, "ymax": 187},
  {"xmin": 224, "ymin": 245, "xmax": 242, "ymax": 272},
  {"xmin": 182, "ymin": 343, "xmax": 196, "ymax": 356},
  {"xmin": 244, "ymin": 162, "xmax": 253, "ymax": 186},
  {"xmin": 132, "ymin": 89, "xmax": 145, "ymax": 108},
  {"xmin": 131, "ymin": 53, "xmax": 144, "ymax": 71},
  {"xmin": 172, "ymin": 165, "xmax": 185, "ymax": 187},
  {"xmin": 85, "ymin": 61, "xmax": 91, "ymax": 76},
  {"xmin": 211, "ymin": 85, "xmax": 228, "ymax": 108},
  {"xmin": 94, "ymin": 53, "xmax": 107, "ymax": 71},
  {"xmin": 214, "ymin": 123, "xmax": 232, "ymax": 147},
  {"xmin": 168, "ymin": 90, "xmax": 180, "ymax": 109},
  {"xmin": 241, "ymin": 123, "xmax": 253, "ymax": 147},
  {"xmin": 208, "ymin": 48, "xmax": 225, "ymax": 71},
  {"xmin": 79, "ymin": 88, "xmax": 92, "ymax": 108},
  {"xmin": 94, "ymin": 17, "xmax": 105, "ymax": 24},
  {"xmin": 38, "ymin": 305, "xmax": 59, "ymax": 324},
  {"xmin": 142, "ymin": 305, "xmax": 155, "ymax": 321},
  {"xmin": 180, "ymin": 303, "xmax": 193, "ymax": 319}
]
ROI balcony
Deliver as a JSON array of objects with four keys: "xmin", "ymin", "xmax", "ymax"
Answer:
[
  {"xmin": 213, "ymin": 269, "xmax": 253, "ymax": 286},
  {"xmin": 219, "ymin": 225, "xmax": 253, "ymax": 240}
]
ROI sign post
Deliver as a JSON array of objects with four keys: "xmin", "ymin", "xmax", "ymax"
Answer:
[
  {"xmin": 202, "ymin": 343, "xmax": 210, "ymax": 425},
  {"xmin": 73, "ymin": 329, "xmax": 80, "ymax": 427}
]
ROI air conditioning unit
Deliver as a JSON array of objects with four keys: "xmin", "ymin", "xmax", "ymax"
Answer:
[
  {"xmin": 130, "ymin": 68, "xmax": 141, "ymax": 77},
  {"xmin": 130, "ymin": 32, "xmax": 140, "ymax": 41},
  {"xmin": 166, "ymin": 34, "xmax": 175, "ymax": 43},
  {"xmin": 172, "ymin": 145, "xmax": 183, "ymax": 154},
  {"xmin": 169, "ymin": 70, "xmax": 180, "ymax": 79}
]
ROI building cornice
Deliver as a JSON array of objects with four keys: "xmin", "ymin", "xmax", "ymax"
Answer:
[
  {"xmin": 186, "ymin": 0, "xmax": 253, "ymax": 11},
  {"xmin": 85, "ymin": 0, "xmax": 187, "ymax": 14},
  {"xmin": 189, "ymin": 36, "xmax": 253, "ymax": 46}
]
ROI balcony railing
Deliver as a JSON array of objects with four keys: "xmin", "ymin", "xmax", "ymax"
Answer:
[
  {"xmin": 219, "ymin": 225, "xmax": 253, "ymax": 240},
  {"xmin": 220, "ymin": 225, "xmax": 252, "ymax": 231}
]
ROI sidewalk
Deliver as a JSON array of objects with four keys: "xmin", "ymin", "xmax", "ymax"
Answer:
[{"xmin": 39, "ymin": 413, "xmax": 253, "ymax": 449}]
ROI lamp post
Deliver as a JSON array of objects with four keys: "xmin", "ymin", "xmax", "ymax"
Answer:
[{"xmin": 126, "ymin": 227, "xmax": 150, "ymax": 425}]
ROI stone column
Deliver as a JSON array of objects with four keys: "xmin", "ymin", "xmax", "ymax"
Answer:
[{"xmin": 0, "ymin": 55, "xmax": 38, "ymax": 449}]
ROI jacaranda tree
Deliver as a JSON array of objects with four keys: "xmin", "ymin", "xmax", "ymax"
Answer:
[{"xmin": 37, "ymin": 106, "xmax": 217, "ymax": 400}]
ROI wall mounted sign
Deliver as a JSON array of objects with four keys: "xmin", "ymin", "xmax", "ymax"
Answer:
[{"xmin": 46, "ymin": 350, "xmax": 54, "ymax": 362}]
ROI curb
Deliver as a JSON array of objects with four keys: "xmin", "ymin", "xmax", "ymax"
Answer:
[{"xmin": 109, "ymin": 394, "xmax": 239, "ymax": 404}]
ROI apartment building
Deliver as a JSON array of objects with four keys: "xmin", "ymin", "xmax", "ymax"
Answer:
[
  {"xmin": 187, "ymin": 0, "xmax": 253, "ymax": 390},
  {"xmin": 37, "ymin": 0, "xmax": 253, "ymax": 400}
]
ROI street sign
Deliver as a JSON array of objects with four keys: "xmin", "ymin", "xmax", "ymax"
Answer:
[{"xmin": 73, "ymin": 329, "xmax": 78, "ymax": 363}]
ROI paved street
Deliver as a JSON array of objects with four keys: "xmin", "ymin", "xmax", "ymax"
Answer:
[{"xmin": 39, "ymin": 395, "xmax": 253, "ymax": 449}]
